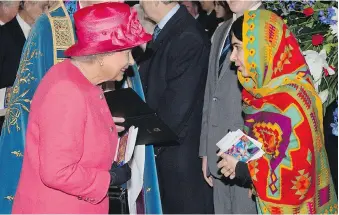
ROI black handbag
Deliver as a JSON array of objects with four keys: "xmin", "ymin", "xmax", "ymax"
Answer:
[{"xmin": 108, "ymin": 186, "xmax": 129, "ymax": 214}]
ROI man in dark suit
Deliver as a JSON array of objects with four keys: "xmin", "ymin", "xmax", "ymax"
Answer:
[
  {"xmin": 324, "ymin": 101, "xmax": 338, "ymax": 195},
  {"xmin": 0, "ymin": 1, "xmax": 20, "ymax": 26},
  {"xmin": 0, "ymin": 18, "xmax": 26, "ymax": 90},
  {"xmin": 0, "ymin": 1, "xmax": 48, "ymax": 89},
  {"xmin": 0, "ymin": 1, "xmax": 48, "ymax": 134},
  {"xmin": 139, "ymin": 1, "xmax": 213, "ymax": 213},
  {"xmin": 197, "ymin": 1, "xmax": 222, "ymax": 39},
  {"xmin": 181, "ymin": 1, "xmax": 199, "ymax": 18}
]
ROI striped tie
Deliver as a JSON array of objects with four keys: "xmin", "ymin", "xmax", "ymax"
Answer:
[
  {"xmin": 218, "ymin": 35, "xmax": 231, "ymax": 76},
  {"xmin": 153, "ymin": 25, "xmax": 161, "ymax": 41}
]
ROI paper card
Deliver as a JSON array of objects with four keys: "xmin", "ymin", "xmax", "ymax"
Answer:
[
  {"xmin": 245, "ymin": 135, "xmax": 265, "ymax": 161},
  {"xmin": 114, "ymin": 137, "xmax": 120, "ymax": 162},
  {"xmin": 225, "ymin": 135, "xmax": 262, "ymax": 163},
  {"xmin": 0, "ymin": 88, "xmax": 6, "ymax": 110},
  {"xmin": 216, "ymin": 129, "xmax": 244, "ymax": 152},
  {"xmin": 0, "ymin": 88, "xmax": 6, "ymax": 117},
  {"xmin": 113, "ymin": 126, "xmax": 139, "ymax": 166},
  {"xmin": 116, "ymin": 134, "xmax": 128, "ymax": 164},
  {"xmin": 125, "ymin": 126, "xmax": 138, "ymax": 163},
  {"xmin": 216, "ymin": 129, "xmax": 265, "ymax": 163}
]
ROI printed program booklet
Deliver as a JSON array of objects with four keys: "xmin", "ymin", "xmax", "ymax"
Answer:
[{"xmin": 216, "ymin": 129, "xmax": 265, "ymax": 163}]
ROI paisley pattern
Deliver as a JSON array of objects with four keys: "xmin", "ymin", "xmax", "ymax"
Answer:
[{"xmin": 239, "ymin": 10, "xmax": 337, "ymax": 214}]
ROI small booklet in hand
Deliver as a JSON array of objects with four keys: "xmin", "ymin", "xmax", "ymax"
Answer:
[
  {"xmin": 216, "ymin": 129, "xmax": 265, "ymax": 163},
  {"xmin": 114, "ymin": 126, "xmax": 139, "ymax": 166}
]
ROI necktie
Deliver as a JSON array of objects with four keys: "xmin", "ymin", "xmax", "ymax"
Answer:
[
  {"xmin": 153, "ymin": 25, "xmax": 161, "ymax": 41},
  {"xmin": 217, "ymin": 35, "xmax": 231, "ymax": 76}
]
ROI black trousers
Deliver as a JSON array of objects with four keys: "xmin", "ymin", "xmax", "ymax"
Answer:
[
  {"xmin": 324, "ymin": 101, "xmax": 338, "ymax": 195},
  {"xmin": 0, "ymin": 116, "xmax": 4, "ymax": 135},
  {"xmin": 156, "ymin": 146, "xmax": 214, "ymax": 214}
]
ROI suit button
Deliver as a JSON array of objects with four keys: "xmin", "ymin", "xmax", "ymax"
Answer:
[
  {"xmin": 78, "ymin": 196, "xmax": 83, "ymax": 200},
  {"xmin": 213, "ymin": 97, "xmax": 218, "ymax": 101},
  {"xmin": 110, "ymin": 126, "xmax": 114, "ymax": 132}
]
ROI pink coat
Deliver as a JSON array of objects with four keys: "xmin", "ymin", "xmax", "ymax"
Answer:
[{"xmin": 12, "ymin": 59, "xmax": 118, "ymax": 214}]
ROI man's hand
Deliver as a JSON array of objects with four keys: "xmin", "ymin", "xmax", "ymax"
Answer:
[
  {"xmin": 113, "ymin": 117, "xmax": 125, "ymax": 132},
  {"xmin": 202, "ymin": 156, "xmax": 213, "ymax": 187}
]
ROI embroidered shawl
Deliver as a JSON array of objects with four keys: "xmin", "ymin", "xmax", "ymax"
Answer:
[{"xmin": 238, "ymin": 10, "xmax": 337, "ymax": 214}]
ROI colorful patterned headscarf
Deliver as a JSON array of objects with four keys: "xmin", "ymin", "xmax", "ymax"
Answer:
[{"xmin": 238, "ymin": 10, "xmax": 337, "ymax": 214}]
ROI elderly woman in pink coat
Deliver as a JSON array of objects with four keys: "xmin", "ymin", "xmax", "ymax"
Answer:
[{"xmin": 12, "ymin": 2, "xmax": 151, "ymax": 214}]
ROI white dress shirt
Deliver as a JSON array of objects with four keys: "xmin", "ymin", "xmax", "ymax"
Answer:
[
  {"xmin": 0, "ymin": 20, "xmax": 4, "ymax": 26},
  {"xmin": 158, "ymin": 4, "xmax": 180, "ymax": 29},
  {"xmin": 16, "ymin": 14, "xmax": 31, "ymax": 39}
]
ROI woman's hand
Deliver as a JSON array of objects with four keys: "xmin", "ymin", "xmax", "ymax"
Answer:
[
  {"xmin": 112, "ymin": 117, "xmax": 125, "ymax": 132},
  {"xmin": 109, "ymin": 163, "xmax": 131, "ymax": 186},
  {"xmin": 217, "ymin": 151, "xmax": 239, "ymax": 178}
]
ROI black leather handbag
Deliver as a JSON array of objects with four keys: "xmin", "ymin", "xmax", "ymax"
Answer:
[{"xmin": 108, "ymin": 186, "xmax": 129, "ymax": 214}]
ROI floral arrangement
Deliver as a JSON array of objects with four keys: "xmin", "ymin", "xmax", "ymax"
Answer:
[{"xmin": 264, "ymin": 0, "xmax": 338, "ymax": 114}]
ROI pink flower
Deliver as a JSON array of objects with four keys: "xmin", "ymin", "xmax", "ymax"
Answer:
[{"xmin": 127, "ymin": 8, "xmax": 144, "ymax": 36}]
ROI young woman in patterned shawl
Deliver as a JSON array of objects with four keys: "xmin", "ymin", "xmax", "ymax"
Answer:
[{"xmin": 217, "ymin": 9, "xmax": 337, "ymax": 214}]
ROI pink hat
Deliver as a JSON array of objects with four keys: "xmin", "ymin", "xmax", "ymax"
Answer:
[{"xmin": 65, "ymin": 2, "xmax": 152, "ymax": 57}]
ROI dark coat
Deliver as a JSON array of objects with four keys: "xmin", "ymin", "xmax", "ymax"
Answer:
[
  {"xmin": 0, "ymin": 17, "xmax": 26, "ymax": 88},
  {"xmin": 138, "ymin": 5, "xmax": 213, "ymax": 214},
  {"xmin": 324, "ymin": 101, "xmax": 338, "ymax": 195},
  {"xmin": 197, "ymin": 10, "xmax": 222, "ymax": 39}
]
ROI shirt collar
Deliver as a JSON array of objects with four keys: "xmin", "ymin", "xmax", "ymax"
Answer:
[
  {"xmin": 16, "ymin": 14, "xmax": 31, "ymax": 39},
  {"xmin": 158, "ymin": 4, "xmax": 180, "ymax": 29},
  {"xmin": 232, "ymin": 2, "xmax": 262, "ymax": 21},
  {"xmin": 207, "ymin": 10, "xmax": 213, "ymax": 16},
  {"xmin": 194, "ymin": 14, "xmax": 199, "ymax": 19},
  {"xmin": 0, "ymin": 20, "xmax": 4, "ymax": 25}
]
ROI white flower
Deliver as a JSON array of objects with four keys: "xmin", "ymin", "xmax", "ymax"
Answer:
[
  {"xmin": 303, "ymin": 49, "xmax": 335, "ymax": 92},
  {"xmin": 330, "ymin": 7, "xmax": 338, "ymax": 36},
  {"xmin": 318, "ymin": 89, "xmax": 329, "ymax": 104},
  {"xmin": 330, "ymin": 23, "xmax": 337, "ymax": 36}
]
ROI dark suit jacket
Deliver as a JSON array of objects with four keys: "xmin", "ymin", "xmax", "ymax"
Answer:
[
  {"xmin": 138, "ymin": 5, "xmax": 213, "ymax": 214},
  {"xmin": 324, "ymin": 101, "xmax": 338, "ymax": 195},
  {"xmin": 197, "ymin": 10, "xmax": 222, "ymax": 39},
  {"xmin": 0, "ymin": 17, "xmax": 26, "ymax": 89}
]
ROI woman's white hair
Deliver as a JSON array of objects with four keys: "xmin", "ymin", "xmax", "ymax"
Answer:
[{"xmin": 72, "ymin": 52, "xmax": 114, "ymax": 63}]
